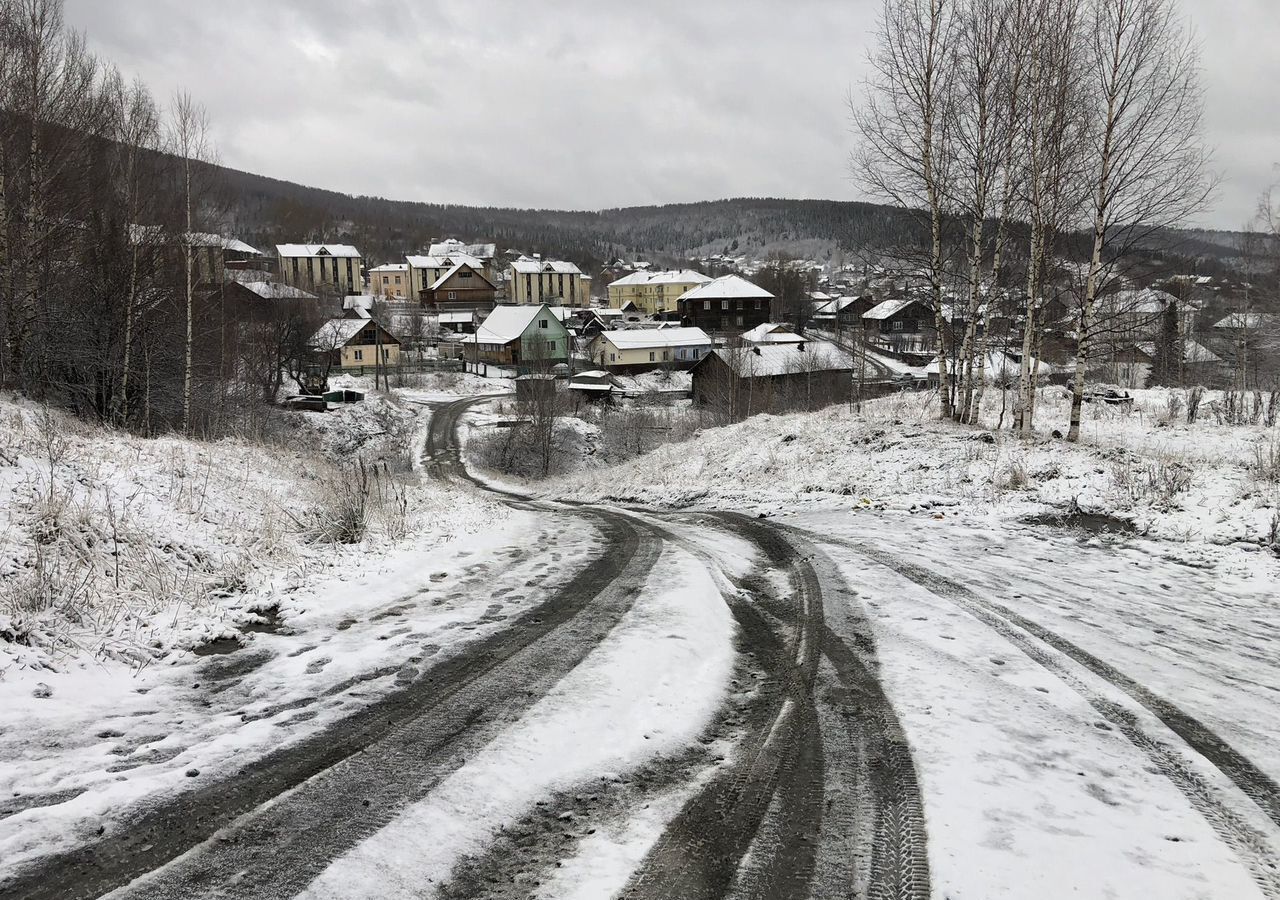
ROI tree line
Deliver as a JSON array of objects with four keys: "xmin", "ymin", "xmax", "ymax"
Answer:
[
  {"xmin": 0, "ymin": 0, "xmax": 316, "ymax": 437},
  {"xmin": 853, "ymin": 0, "xmax": 1216, "ymax": 439}
]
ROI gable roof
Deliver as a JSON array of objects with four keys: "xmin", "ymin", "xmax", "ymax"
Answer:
[
  {"xmin": 407, "ymin": 253, "xmax": 485, "ymax": 271},
  {"xmin": 236, "ymin": 281, "xmax": 317, "ymax": 301},
  {"xmin": 309, "ymin": 318, "xmax": 399, "ymax": 348},
  {"xmin": 369, "ymin": 263, "xmax": 409, "ymax": 274},
  {"xmin": 511, "ymin": 256, "xmax": 583, "ymax": 275},
  {"xmin": 277, "ymin": 244, "xmax": 361, "ymax": 259},
  {"xmin": 429, "ymin": 262, "xmax": 497, "ymax": 292},
  {"xmin": 598, "ymin": 327, "xmax": 711, "ymax": 350},
  {"xmin": 470, "ymin": 304, "xmax": 561, "ymax": 344},
  {"xmin": 862, "ymin": 297, "xmax": 926, "ymax": 321},
  {"xmin": 609, "ymin": 269, "xmax": 713, "ymax": 288},
  {"xmin": 702, "ymin": 341, "xmax": 854, "ymax": 377},
  {"xmin": 677, "ymin": 274, "xmax": 774, "ymax": 302},
  {"xmin": 741, "ymin": 323, "xmax": 806, "ymax": 344}
]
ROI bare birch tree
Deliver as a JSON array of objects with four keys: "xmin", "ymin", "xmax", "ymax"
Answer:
[
  {"xmin": 168, "ymin": 90, "xmax": 214, "ymax": 433},
  {"xmin": 853, "ymin": 0, "xmax": 960, "ymax": 419},
  {"xmin": 1065, "ymin": 0, "xmax": 1213, "ymax": 441}
]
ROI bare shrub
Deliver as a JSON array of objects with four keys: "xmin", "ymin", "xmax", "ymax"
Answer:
[
  {"xmin": 1162, "ymin": 392, "xmax": 1184, "ymax": 426},
  {"xmin": 1185, "ymin": 386, "xmax": 1204, "ymax": 424},
  {"xmin": 1250, "ymin": 437, "xmax": 1280, "ymax": 486},
  {"xmin": 993, "ymin": 457, "xmax": 1029, "ymax": 492}
]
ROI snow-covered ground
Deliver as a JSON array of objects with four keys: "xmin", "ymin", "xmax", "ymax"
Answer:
[{"xmin": 546, "ymin": 386, "xmax": 1280, "ymax": 549}]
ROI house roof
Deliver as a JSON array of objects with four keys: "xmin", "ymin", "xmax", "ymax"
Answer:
[
  {"xmin": 703, "ymin": 341, "xmax": 854, "ymax": 377},
  {"xmin": 862, "ymin": 297, "xmax": 924, "ymax": 321},
  {"xmin": 428, "ymin": 262, "xmax": 497, "ymax": 292},
  {"xmin": 438, "ymin": 311, "xmax": 478, "ymax": 324},
  {"xmin": 609, "ymin": 269, "xmax": 713, "ymax": 288},
  {"xmin": 1106, "ymin": 288, "xmax": 1174, "ymax": 315},
  {"xmin": 428, "ymin": 240, "xmax": 495, "ymax": 259},
  {"xmin": 1213, "ymin": 312, "xmax": 1280, "ymax": 330},
  {"xmin": 677, "ymin": 275, "xmax": 774, "ymax": 302},
  {"xmin": 310, "ymin": 318, "xmax": 387, "ymax": 348},
  {"xmin": 469, "ymin": 304, "xmax": 558, "ymax": 345},
  {"xmin": 1136, "ymin": 339, "xmax": 1223, "ymax": 364},
  {"xmin": 369, "ymin": 263, "xmax": 409, "ymax": 274},
  {"xmin": 277, "ymin": 244, "xmax": 361, "ymax": 259},
  {"xmin": 741, "ymin": 323, "xmax": 806, "ymax": 344},
  {"xmin": 236, "ymin": 281, "xmax": 317, "ymax": 301},
  {"xmin": 511, "ymin": 256, "xmax": 583, "ymax": 275},
  {"xmin": 408, "ymin": 253, "xmax": 485, "ymax": 271},
  {"xmin": 599, "ymin": 327, "xmax": 711, "ymax": 350}
]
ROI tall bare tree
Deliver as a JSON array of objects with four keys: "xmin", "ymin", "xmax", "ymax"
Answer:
[
  {"xmin": 1065, "ymin": 0, "xmax": 1213, "ymax": 441},
  {"xmin": 853, "ymin": 0, "xmax": 960, "ymax": 419}
]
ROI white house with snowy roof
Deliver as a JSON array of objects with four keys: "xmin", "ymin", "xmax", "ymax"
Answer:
[
  {"xmin": 587, "ymin": 326, "xmax": 712, "ymax": 372},
  {"xmin": 277, "ymin": 244, "xmax": 363, "ymax": 294}
]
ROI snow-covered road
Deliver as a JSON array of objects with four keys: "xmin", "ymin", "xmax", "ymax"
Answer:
[{"xmin": 2, "ymin": 395, "xmax": 1277, "ymax": 900}]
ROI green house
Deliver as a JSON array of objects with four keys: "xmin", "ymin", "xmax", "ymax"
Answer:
[{"xmin": 465, "ymin": 304, "xmax": 570, "ymax": 370}]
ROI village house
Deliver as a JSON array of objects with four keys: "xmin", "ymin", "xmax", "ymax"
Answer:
[
  {"xmin": 677, "ymin": 275, "xmax": 774, "ymax": 333},
  {"xmin": 463, "ymin": 304, "xmax": 570, "ymax": 369},
  {"xmin": 509, "ymin": 256, "xmax": 592, "ymax": 307},
  {"xmin": 370, "ymin": 263, "xmax": 411, "ymax": 298},
  {"xmin": 692, "ymin": 340, "xmax": 855, "ymax": 421},
  {"xmin": 223, "ymin": 280, "xmax": 317, "ymax": 321},
  {"xmin": 421, "ymin": 262, "xmax": 498, "ymax": 313},
  {"xmin": 310, "ymin": 317, "xmax": 401, "ymax": 370},
  {"xmin": 277, "ymin": 244, "xmax": 364, "ymax": 294},
  {"xmin": 861, "ymin": 297, "xmax": 937, "ymax": 353},
  {"xmin": 588, "ymin": 327, "xmax": 712, "ymax": 372},
  {"xmin": 607, "ymin": 269, "xmax": 713, "ymax": 316}
]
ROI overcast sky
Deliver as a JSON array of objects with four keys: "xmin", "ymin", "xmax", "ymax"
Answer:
[{"xmin": 63, "ymin": 0, "xmax": 1279, "ymax": 230}]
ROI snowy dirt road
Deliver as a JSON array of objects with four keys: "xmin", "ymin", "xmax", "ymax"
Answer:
[{"xmin": 3, "ymin": 395, "xmax": 1276, "ymax": 899}]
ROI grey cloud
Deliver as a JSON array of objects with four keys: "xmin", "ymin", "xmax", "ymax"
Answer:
[{"xmin": 64, "ymin": 0, "xmax": 1279, "ymax": 228}]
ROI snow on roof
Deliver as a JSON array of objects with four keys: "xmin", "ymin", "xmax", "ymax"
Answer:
[
  {"xmin": 599, "ymin": 327, "xmax": 711, "ymax": 350},
  {"xmin": 511, "ymin": 255, "xmax": 583, "ymax": 275},
  {"xmin": 369, "ymin": 263, "xmax": 409, "ymax": 273},
  {"xmin": 677, "ymin": 275, "xmax": 774, "ymax": 302},
  {"xmin": 408, "ymin": 253, "xmax": 485, "ymax": 271},
  {"xmin": 469, "ymin": 305, "xmax": 557, "ymax": 344},
  {"xmin": 277, "ymin": 244, "xmax": 361, "ymax": 259},
  {"xmin": 310, "ymin": 318, "xmax": 366, "ymax": 347},
  {"xmin": 438, "ymin": 311, "xmax": 477, "ymax": 324},
  {"xmin": 609, "ymin": 269, "xmax": 713, "ymax": 288},
  {"xmin": 1213, "ymin": 312, "xmax": 1280, "ymax": 330},
  {"xmin": 1107, "ymin": 288, "xmax": 1174, "ymax": 315},
  {"xmin": 428, "ymin": 261, "xmax": 494, "ymax": 291},
  {"xmin": 741, "ymin": 323, "xmax": 806, "ymax": 344},
  {"xmin": 862, "ymin": 297, "xmax": 924, "ymax": 321},
  {"xmin": 428, "ymin": 240, "xmax": 495, "ymax": 259},
  {"xmin": 708, "ymin": 341, "xmax": 854, "ymax": 377},
  {"xmin": 186, "ymin": 233, "xmax": 262, "ymax": 254},
  {"xmin": 1137, "ymin": 339, "xmax": 1224, "ymax": 364},
  {"xmin": 237, "ymin": 281, "xmax": 316, "ymax": 301}
]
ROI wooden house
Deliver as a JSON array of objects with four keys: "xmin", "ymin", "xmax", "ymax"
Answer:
[
  {"xmin": 463, "ymin": 304, "xmax": 570, "ymax": 369},
  {"xmin": 421, "ymin": 262, "xmax": 498, "ymax": 313},
  {"xmin": 309, "ymin": 317, "xmax": 401, "ymax": 369},
  {"xmin": 677, "ymin": 275, "xmax": 774, "ymax": 333},
  {"xmin": 692, "ymin": 340, "xmax": 854, "ymax": 421}
]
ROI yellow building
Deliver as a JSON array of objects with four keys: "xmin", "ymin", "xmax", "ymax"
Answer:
[
  {"xmin": 607, "ymin": 269, "xmax": 713, "ymax": 316},
  {"xmin": 310, "ymin": 317, "xmax": 401, "ymax": 369},
  {"xmin": 509, "ymin": 256, "xmax": 592, "ymax": 307},
  {"xmin": 369, "ymin": 263, "xmax": 410, "ymax": 298},
  {"xmin": 277, "ymin": 244, "xmax": 364, "ymax": 294}
]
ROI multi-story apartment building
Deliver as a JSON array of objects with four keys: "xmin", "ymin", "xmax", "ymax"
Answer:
[
  {"xmin": 509, "ymin": 256, "xmax": 592, "ymax": 307},
  {"xmin": 607, "ymin": 269, "xmax": 713, "ymax": 316},
  {"xmin": 277, "ymin": 244, "xmax": 363, "ymax": 294}
]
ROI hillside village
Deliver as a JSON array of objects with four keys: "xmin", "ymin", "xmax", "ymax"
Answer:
[{"xmin": 2, "ymin": 1, "xmax": 1280, "ymax": 899}]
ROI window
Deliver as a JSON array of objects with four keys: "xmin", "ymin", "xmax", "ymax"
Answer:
[
  {"xmin": 610, "ymin": 353, "xmax": 616, "ymax": 362},
  {"xmin": 662, "ymin": 350, "xmax": 670, "ymax": 361},
  {"xmin": 354, "ymin": 349, "xmax": 363, "ymax": 361},
  {"xmin": 448, "ymin": 291, "xmax": 457, "ymax": 300},
  {"xmin": 892, "ymin": 320, "xmax": 905, "ymax": 332},
  {"xmin": 383, "ymin": 348, "xmax": 390, "ymax": 359},
  {"xmin": 461, "ymin": 271, "xmax": 473, "ymax": 279},
  {"xmin": 649, "ymin": 352, "xmax": 656, "ymax": 362},
  {"xmin": 704, "ymin": 300, "xmax": 711, "ymax": 311},
  {"xmin": 395, "ymin": 276, "xmax": 401, "ymax": 286},
  {"xmin": 539, "ymin": 319, "xmax": 549, "ymax": 329},
  {"xmin": 721, "ymin": 300, "xmax": 729, "ymax": 311}
]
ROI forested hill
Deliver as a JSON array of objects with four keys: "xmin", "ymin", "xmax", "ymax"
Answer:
[{"xmin": 211, "ymin": 163, "xmax": 1251, "ymax": 274}]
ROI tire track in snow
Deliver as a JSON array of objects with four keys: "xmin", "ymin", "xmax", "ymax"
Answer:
[
  {"xmin": 818, "ymin": 533, "xmax": 1280, "ymax": 899},
  {"xmin": 1, "ymin": 399, "xmax": 657, "ymax": 900}
]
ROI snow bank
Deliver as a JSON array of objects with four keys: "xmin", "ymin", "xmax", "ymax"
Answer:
[{"xmin": 545, "ymin": 387, "xmax": 1280, "ymax": 548}]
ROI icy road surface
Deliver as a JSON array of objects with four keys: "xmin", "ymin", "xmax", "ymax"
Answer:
[{"xmin": 1, "ymin": 396, "xmax": 1276, "ymax": 900}]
